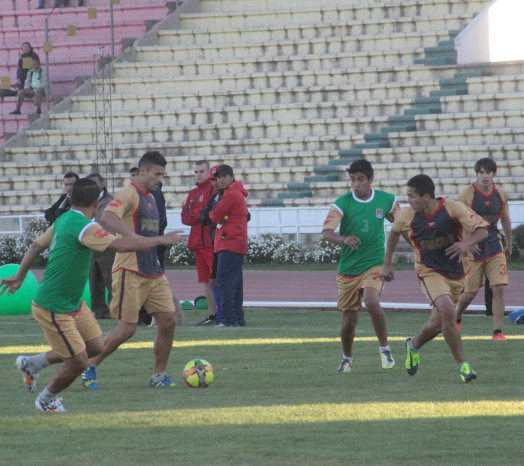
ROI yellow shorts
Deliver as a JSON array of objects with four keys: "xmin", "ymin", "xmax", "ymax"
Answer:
[
  {"xmin": 110, "ymin": 269, "xmax": 175, "ymax": 324},
  {"xmin": 416, "ymin": 271, "xmax": 464, "ymax": 307},
  {"xmin": 463, "ymin": 253, "xmax": 508, "ymax": 292},
  {"xmin": 336, "ymin": 266, "xmax": 383, "ymax": 311},
  {"xmin": 32, "ymin": 301, "xmax": 102, "ymax": 359}
]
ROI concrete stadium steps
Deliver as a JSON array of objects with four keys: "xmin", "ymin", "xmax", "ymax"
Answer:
[
  {"xmin": 442, "ymin": 92, "xmax": 524, "ymax": 113},
  {"xmin": 350, "ymin": 143, "xmax": 524, "ymax": 165},
  {"xmin": 159, "ymin": 14, "xmax": 473, "ymax": 47},
  {"xmin": 388, "ymin": 126, "xmax": 524, "ymax": 148},
  {"xmin": 23, "ymin": 116, "xmax": 384, "ymax": 146},
  {"xmin": 71, "ymin": 83, "xmax": 427, "ymax": 113},
  {"xmin": 131, "ymin": 48, "xmax": 425, "ymax": 75},
  {"xmin": 61, "ymin": 99, "xmax": 418, "ymax": 130},
  {"xmin": 179, "ymin": 1, "xmax": 486, "ymax": 30},
  {"xmin": 110, "ymin": 64, "xmax": 450, "ymax": 94},
  {"xmin": 0, "ymin": 2, "xmax": 171, "ymax": 28},
  {"xmin": 142, "ymin": 31, "xmax": 451, "ymax": 63},
  {"xmin": 0, "ymin": 0, "xmax": 169, "ymax": 9}
]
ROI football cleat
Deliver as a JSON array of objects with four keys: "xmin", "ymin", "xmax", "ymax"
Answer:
[
  {"xmin": 35, "ymin": 396, "xmax": 66, "ymax": 413},
  {"xmin": 15, "ymin": 356, "xmax": 39, "ymax": 393},
  {"xmin": 404, "ymin": 338, "xmax": 420, "ymax": 376},
  {"xmin": 458, "ymin": 362, "xmax": 477, "ymax": 383},
  {"xmin": 380, "ymin": 350, "xmax": 395, "ymax": 370},
  {"xmin": 81, "ymin": 364, "xmax": 98, "ymax": 390},
  {"xmin": 337, "ymin": 356, "xmax": 354, "ymax": 374},
  {"xmin": 149, "ymin": 374, "xmax": 176, "ymax": 388},
  {"xmin": 492, "ymin": 333, "xmax": 506, "ymax": 341}
]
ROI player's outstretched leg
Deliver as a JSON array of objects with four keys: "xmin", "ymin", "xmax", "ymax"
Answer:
[
  {"xmin": 404, "ymin": 338, "xmax": 420, "ymax": 376},
  {"xmin": 16, "ymin": 356, "xmax": 40, "ymax": 392}
]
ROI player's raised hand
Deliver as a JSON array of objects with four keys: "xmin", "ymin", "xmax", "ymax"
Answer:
[
  {"xmin": 445, "ymin": 241, "xmax": 468, "ymax": 260},
  {"xmin": 163, "ymin": 231, "xmax": 187, "ymax": 245},
  {"xmin": 0, "ymin": 276, "xmax": 23, "ymax": 296}
]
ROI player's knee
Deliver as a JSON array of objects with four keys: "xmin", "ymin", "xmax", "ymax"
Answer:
[
  {"xmin": 156, "ymin": 311, "xmax": 176, "ymax": 330},
  {"xmin": 68, "ymin": 353, "xmax": 89, "ymax": 374}
]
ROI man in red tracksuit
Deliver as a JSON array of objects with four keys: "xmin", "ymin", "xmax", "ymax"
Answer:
[
  {"xmin": 208, "ymin": 164, "xmax": 249, "ymax": 327},
  {"xmin": 181, "ymin": 160, "xmax": 217, "ymax": 325}
]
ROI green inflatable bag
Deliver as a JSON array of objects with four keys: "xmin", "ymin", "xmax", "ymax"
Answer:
[{"xmin": 0, "ymin": 264, "xmax": 39, "ymax": 315}]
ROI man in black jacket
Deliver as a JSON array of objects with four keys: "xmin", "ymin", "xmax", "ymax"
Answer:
[{"xmin": 44, "ymin": 172, "xmax": 79, "ymax": 224}]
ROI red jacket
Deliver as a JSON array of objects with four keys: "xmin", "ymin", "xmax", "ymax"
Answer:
[
  {"xmin": 181, "ymin": 179, "xmax": 214, "ymax": 250},
  {"xmin": 209, "ymin": 180, "xmax": 249, "ymax": 254}
]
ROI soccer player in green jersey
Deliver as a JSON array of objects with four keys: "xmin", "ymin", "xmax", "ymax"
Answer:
[
  {"xmin": 0, "ymin": 179, "xmax": 185, "ymax": 412},
  {"xmin": 322, "ymin": 159, "xmax": 400, "ymax": 373}
]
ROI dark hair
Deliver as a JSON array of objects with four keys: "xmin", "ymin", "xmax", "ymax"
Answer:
[
  {"xmin": 32, "ymin": 55, "xmax": 40, "ymax": 64},
  {"xmin": 407, "ymin": 174, "xmax": 435, "ymax": 198},
  {"xmin": 72, "ymin": 178, "xmax": 100, "ymax": 207},
  {"xmin": 346, "ymin": 159, "xmax": 373, "ymax": 179},
  {"xmin": 474, "ymin": 158, "xmax": 497, "ymax": 174},
  {"xmin": 22, "ymin": 42, "xmax": 33, "ymax": 52},
  {"xmin": 139, "ymin": 151, "xmax": 167, "ymax": 170},
  {"xmin": 63, "ymin": 172, "xmax": 79, "ymax": 181},
  {"xmin": 195, "ymin": 160, "xmax": 210, "ymax": 168},
  {"xmin": 86, "ymin": 173, "xmax": 104, "ymax": 184},
  {"xmin": 215, "ymin": 164, "xmax": 234, "ymax": 177}
]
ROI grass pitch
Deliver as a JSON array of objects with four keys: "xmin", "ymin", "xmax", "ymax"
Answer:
[{"xmin": 1, "ymin": 308, "xmax": 523, "ymax": 465}]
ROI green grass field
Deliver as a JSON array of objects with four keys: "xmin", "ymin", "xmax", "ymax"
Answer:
[{"xmin": 1, "ymin": 308, "xmax": 523, "ymax": 465}]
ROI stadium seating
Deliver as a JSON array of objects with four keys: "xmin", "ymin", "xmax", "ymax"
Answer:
[
  {"xmin": 1, "ymin": 0, "xmax": 523, "ymax": 216},
  {"xmin": 0, "ymin": 0, "xmax": 174, "ymax": 143}
]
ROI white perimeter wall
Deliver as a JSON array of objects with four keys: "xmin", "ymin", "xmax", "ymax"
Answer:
[{"xmin": 456, "ymin": 0, "xmax": 524, "ymax": 65}]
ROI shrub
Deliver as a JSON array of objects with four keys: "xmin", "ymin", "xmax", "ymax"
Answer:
[
  {"xmin": 247, "ymin": 233, "xmax": 285, "ymax": 263},
  {"xmin": 513, "ymin": 225, "xmax": 524, "ymax": 250},
  {"xmin": 167, "ymin": 242, "xmax": 195, "ymax": 266},
  {"xmin": 0, "ymin": 235, "xmax": 22, "ymax": 265},
  {"xmin": 271, "ymin": 241, "xmax": 309, "ymax": 264},
  {"xmin": 309, "ymin": 239, "xmax": 340, "ymax": 264},
  {"xmin": 0, "ymin": 217, "xmax": 49, "ymax": 266}
]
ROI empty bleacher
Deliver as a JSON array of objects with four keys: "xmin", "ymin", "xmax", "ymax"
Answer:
[{"xmin": 1, "ymin": 0, "xmax": 523, "ymax": 217}]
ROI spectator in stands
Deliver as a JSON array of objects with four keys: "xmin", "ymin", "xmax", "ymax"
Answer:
[
  {"xmin": 0, "ymin": 42, "xmax": 39, "ymax": 102},
  {"xmin": 44, "ymin": 172, "xmax": 79, "ymax": 224},
  {"xmin": 455, "ymin": 158, "xmax": 512, "ymax": 340},
  {"xmin": 208, "ymin": 164, "xmax": 249, "ymax": 327},
  {"xmin": 86, "ymin": 173, "xmax": 115, "ymax": 320},
  {"xmin": 10, "ymin": 55, "xmax": 48, "ymax": 116},
  {"xmin": 182, "ymin": 161, "xmax": 217, "ymax": 325}
]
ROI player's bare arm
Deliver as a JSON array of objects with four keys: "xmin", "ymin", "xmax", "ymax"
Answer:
[
  {"xmin": 501, "ymin": 216, "xmax": 512, "ymax": 258},
  {"xmin": 101, "ymin": 210, "xmax": 137, "ymax": 237},
  {"xmin": 0, "ymin": 241, "xmax": 47, "ymax": 295},
  {"xmin": 322, "ymin": 229, "xmax": 361, "ymax": 250},
  {"xmin": 381, "ymin": 229, "xmax": 400, "ymax": 282},
  {"xmin": 107, "ymin": 230, "xmax": 187, "ymax": 253},
  {"xmin": 445, "ymin": 227, "xmax": 488, "ymax": 260}
]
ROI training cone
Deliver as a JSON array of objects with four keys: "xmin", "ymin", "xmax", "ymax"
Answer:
[{"xmin": 0, "ymin": 264, "xmax": 39, "ymax": 315}]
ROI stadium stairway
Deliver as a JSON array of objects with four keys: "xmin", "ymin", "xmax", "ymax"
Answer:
[
  {"xmin": 0, "ymin": 0, "xmax": 175, "ymax": 144},
  {"xmin": 1, "ymin": 0, "xmax": 524, "ymax": 216}
]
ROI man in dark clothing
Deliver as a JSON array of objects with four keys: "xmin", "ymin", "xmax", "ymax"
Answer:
[
  {"xmin": 44, "ymin": 172, "xmax": 79, "ymax": 224},
  {"xmin": 86, "ymin": 173, "xmax": 115, "ymax": 319}
]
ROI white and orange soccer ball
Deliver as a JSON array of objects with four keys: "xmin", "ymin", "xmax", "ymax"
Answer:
[{"xmin": 183, "ymin": 359, "xmax": 214, "ymax": 388}]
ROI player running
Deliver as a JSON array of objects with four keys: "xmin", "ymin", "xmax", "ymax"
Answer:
[
  {"xmin": 1, "ymin": 178, "xmax": 185, "ymax": 412},
  {"xmin": 322, "ymin": 159, "xmax": 400, "ymax": 373}
]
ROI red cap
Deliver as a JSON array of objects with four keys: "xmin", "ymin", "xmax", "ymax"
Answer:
[{"xmin": 209, "ymin": 164, "xmax": 220, "ymax": 179}]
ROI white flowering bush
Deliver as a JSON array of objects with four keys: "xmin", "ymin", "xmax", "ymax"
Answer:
[
  {"xmin": 271, "ymin": 241, "xmax": 309, "ymax": 264},
  {"xmin": 309, "ymin": 239, "xmax": 341, "ymax": 264},
  {"xmin": 167, "ymin": 242, "xmax": 195, "ymax": 266},
  {"xmin": 0, "ymin": 217, "xmax": 49, "ymax": 266},
  {"xmin": 247, "ymin": 233, "xmax": 284, "ymax": 263}
]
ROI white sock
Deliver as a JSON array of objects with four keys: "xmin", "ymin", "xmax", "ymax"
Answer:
[
  {"xmin": 379, "ymin": 345, "xmax": 391, "ymax": 353},
  {"xmin": 343, "ymin": 354, "xmax": 353, "ymax": 360},
  {"xmin": 29, "ymin": 352, "xmax": 51, "ymax": 372},
  {"xmin": 152, "ymin": 372, "xmax": 166, "ymax": 382},
  {"xmin": 38, "ymin": 386, "xmax": 57, "ymax": 402}
]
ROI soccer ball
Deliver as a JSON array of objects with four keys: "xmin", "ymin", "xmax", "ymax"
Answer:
[{"xmin": 183, "ymin": 359, "xmax": 214, "ymax": 388}]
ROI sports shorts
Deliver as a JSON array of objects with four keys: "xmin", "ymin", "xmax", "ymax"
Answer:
[
  {"xmin": 110, "ymin": 269, "xmax": 174, "ymax": 323},
  {"xmin": 194, "ymin": 247, "xmax": 214, "ymax": 283},
  {"xmin": 336, "ymin": 266, "xmax": 383, "ymax": 312},
  {"xmin": 416, "ymin": 271, "xmax": 464, "ymax": 307},
  {"xmin": 32, "ymin": 300, "xmax": 102, "ymax": 359},
  {"xmin": 463, "ymin": 253, "xmax": 508, "ymax": 292}
]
